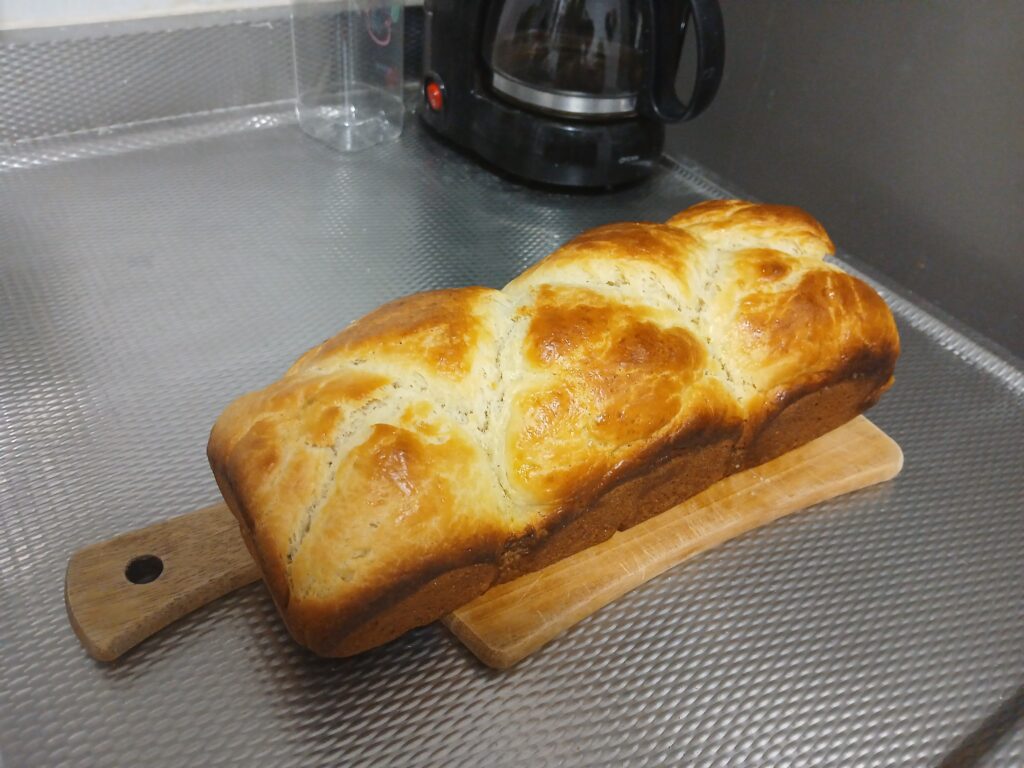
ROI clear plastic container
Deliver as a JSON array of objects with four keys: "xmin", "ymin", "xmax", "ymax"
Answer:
[{"xmin": 291, "ymin": 1, "xmax": 404, "ymax": 152}]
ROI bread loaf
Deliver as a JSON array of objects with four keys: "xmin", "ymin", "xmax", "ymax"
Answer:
[{"xmin": 208, "ymin": 200, "xmax": 899, "ymax": 657}]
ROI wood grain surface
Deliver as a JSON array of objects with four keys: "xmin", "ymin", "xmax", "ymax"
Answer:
[{"xmin": 65, "ymin": 503, "xmax": 259, "ymax": 661}]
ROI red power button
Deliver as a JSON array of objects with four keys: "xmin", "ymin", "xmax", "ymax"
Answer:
[{"xmin": 425, "ymin": 80, "xmax": 444, "ymax": 112}]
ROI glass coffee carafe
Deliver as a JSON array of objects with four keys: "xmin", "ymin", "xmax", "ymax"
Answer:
[{"xmin": 482, "ymin": 0, "xmax": 724, "ymax": 121}]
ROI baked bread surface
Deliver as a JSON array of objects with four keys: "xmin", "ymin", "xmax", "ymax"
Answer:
[{"xmin": 208, "ymin": 200, "xmax": 900, "ymax": 656}]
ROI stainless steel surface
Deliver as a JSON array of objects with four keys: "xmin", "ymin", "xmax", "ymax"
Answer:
[
  {"xmin": 0, "ymin": 13, "xmax": 296, "ymax": 144},
  {"xmin": 667, "ymin": 0, "xmax": 1024, "ymax": 359},
  {"xmin": 0, "ymin": 5, "xmax": 425, "ymax": 149},
  {"xmin": 1, "ymin": 119, "xmax": 1022, "ymax": 768},
  {"xmin": 490, "ymin": 71, "xmax": 637, "ymax": 116}
]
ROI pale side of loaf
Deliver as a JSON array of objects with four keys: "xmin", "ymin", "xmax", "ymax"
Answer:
[{"xmin": 207, "ymin": 200, "xmax": 900, "ymax": 657}]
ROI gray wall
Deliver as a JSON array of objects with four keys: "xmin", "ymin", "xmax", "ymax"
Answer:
[{"xmin": 668, "ymin": 0, "xmax": 1023, "ymax": 357}]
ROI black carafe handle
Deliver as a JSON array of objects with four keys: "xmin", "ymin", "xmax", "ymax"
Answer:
[{"xmin": 641, "ymin": 0, "xmax": 725, "ymax": 122}]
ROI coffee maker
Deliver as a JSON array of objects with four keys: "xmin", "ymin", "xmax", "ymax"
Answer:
[{"xmin": 420, "ymin": 0, "xmax": 724, "ymax": 188}]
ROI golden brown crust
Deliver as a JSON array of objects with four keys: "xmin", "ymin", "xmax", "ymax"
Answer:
[
  {"xmin": 208, "ymin": 199, "xmax": 900, "ymax": 657},
  {"xmin": 295, "ymin": 287, "xmax": 502, "ymax": 380},
  {"xmin": 505, "ymin": 283, "xmax": 739, "ymax": 506},
  {"xmin": 511, "ymin": 221, "xmax": 704, "ymax": 294},
  {"xmin": 499, "ymin": 427, "xmax": 740, "ymax": 580},
  {"xmin": 667, "ymin": 199, "xmax": 835, "ymax": 259}
]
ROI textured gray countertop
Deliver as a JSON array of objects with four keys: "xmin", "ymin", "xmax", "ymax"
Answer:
[{"xmin": 1, "ymin": 118, "xmax": 1022, "ymax": 767}]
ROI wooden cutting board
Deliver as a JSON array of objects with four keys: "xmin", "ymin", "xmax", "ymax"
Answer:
[{"xmin": 65, "ymin": 416, "xmax": 902, "ymax": 666}]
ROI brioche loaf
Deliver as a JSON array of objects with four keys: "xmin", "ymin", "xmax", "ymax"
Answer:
[{"xmin": 208, "ymin": 200, "xmax": 899, "ymax": 657}]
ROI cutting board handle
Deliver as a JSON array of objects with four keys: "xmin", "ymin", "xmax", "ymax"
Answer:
[{"xmin": 64, "ymin": 503, "xmax": 260, "ymax": 661}]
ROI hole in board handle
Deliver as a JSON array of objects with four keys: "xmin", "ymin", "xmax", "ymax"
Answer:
[{"xmin": 125, "ymin": 555, "xmax": 164, "ymax": 584}]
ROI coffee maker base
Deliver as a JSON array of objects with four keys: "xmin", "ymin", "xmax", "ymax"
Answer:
[{"xmin": 421, "ymin": 90, "xmax": 666, "ymax": 190}]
